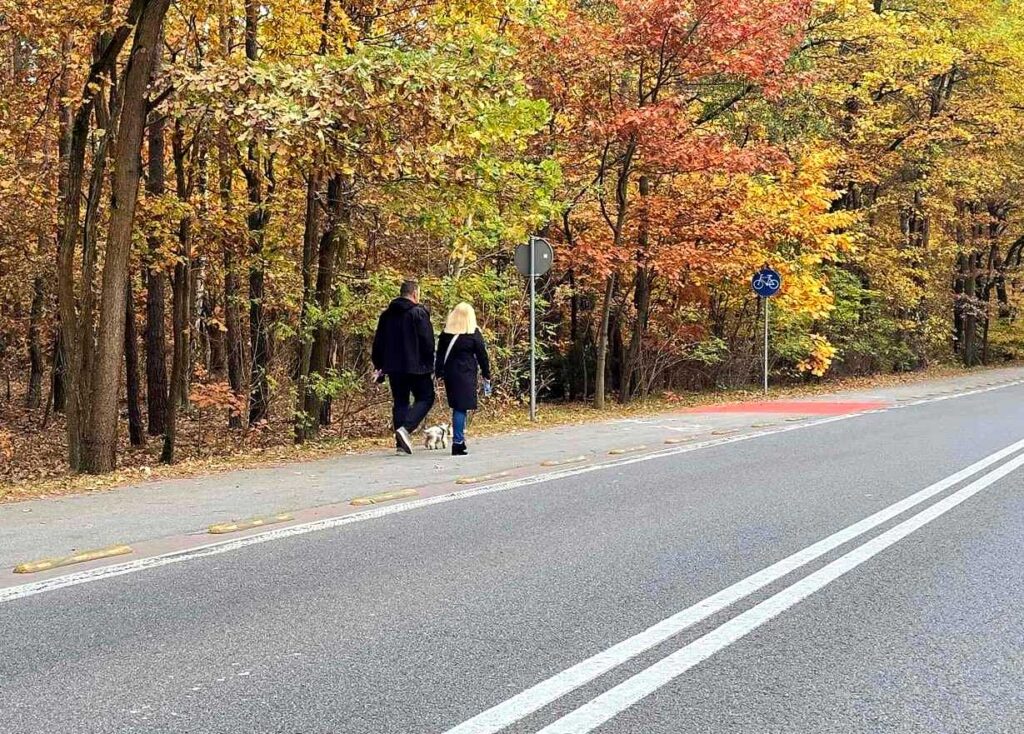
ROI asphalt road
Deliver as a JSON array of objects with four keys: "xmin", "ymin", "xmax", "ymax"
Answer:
[{"xmin": 2, "ymin": 381, "xmax": 1024, "ymax": 733}]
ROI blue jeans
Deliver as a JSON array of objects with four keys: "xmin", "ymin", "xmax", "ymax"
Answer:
[{"xmin": 452, "ymin": 410, "xmax": 468, "ymax": 444}]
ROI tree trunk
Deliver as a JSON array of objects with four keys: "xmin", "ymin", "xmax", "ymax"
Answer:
[
  {"xmin": 51, "ymin": 35, "xmax": 71, "ymax": 417},
  {"xmin": 620, "ymin": 266, "xmax": 652, "ymax": 404},
  {"xmin": 145, "ymin": 47, "xmax": 169, "ymax": 435},
  {"xmin": 594, "ymin": 274, "xmax": 616, "ymax": 410},
  {"xmin": 221, "ymin": 157, "xmax": 244, "ymax": 429},
  {"xmin": 620, "ymin": 174, "xmax": 652, "ymax": 404},
  {"xmin": 56, "ymin": 5, "xmax": 150, "ymax": 470},
  {"xmin": 963, "ymin": 252, "xmax": 979, "ymax": 367},
  {"xmin": 79, "ymin": 91, "xmax": 114, "ymax": 410},
  {"xmin": 952, "ymin": 254, "xmax": 965, "ymax": 356},
  {"xmin": 56, "ymin": 74, "xmax": 92, "ymax": 469},
  {"xmin": 192, "ymin": 255, "xmax": 209, "ymax": 376},
  {"xmin": 172, "ymin": 119, "xmax": 193, "ymax": 411},
  {"xmin": 299, "ymin": 175, "xmax": 348, "ymax": 442},
  {"xmin": 161, "ymin": 256, "xmax": 190, "ymax": 463},
  {"xmin": 125, "ymin": 274, "xmax": 145, "ymax": 446},
  {"xmin": 51, "ymin": 330, "xmax": 67, "ymax": 413},
  {"xmin": 26, "ymin": 275, "xmax": 45, "ymax": 409},
  {"xmin": 294, "ymin": 172, "xmax": 321, "ymax": 441},
  {"xmin": 80, "ymin": 0, "xmax": 172, "ymax": 474},
  {"xmin": 161, "ymin": 118, "xmax": 193, "ymax": 464},
  {"xmin": 194, "ymin": 141, "xmax": 211, "ymax": 379},
  {"xmin": 293, "ymin": 0, "xmax": 341, "ymax": 441},
  {"xmin": 216, "ymin": 0, "xmax": 244, "ymax": 430},
  {"xmin": 145, "ymin": 267, "xmax": 169, "ymax": 435},
  {"xmin": 244, "ymin": 0, "xmax": 273, "ymax": 426},
  {"xmin": 206, "ymin": 285, "xmax": 226, "ymax": 377},
  {"xmin": 246, "ymin": 168, "xmax": 271, "ymax": 425},
  {"xmin": 593, "ymin": 137, "xmax": 635, "ymax": 409}
]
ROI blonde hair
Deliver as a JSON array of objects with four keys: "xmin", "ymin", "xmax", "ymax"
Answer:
[{"xmin": 444, "ymin": 302, "xmax": 478, "ymax": 334}]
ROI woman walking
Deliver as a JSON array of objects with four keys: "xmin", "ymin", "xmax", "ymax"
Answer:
[{"xmin": 436, "ymin": 302, "xmax": 491, "ymax": 456}]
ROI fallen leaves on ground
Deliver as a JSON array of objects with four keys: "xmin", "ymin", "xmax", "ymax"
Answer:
[{"xmin": 0, "ymin": 362, "xmax": 1013, "ymax": 503}]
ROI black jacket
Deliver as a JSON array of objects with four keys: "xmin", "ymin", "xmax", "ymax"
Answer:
[
  {"xmin": 372, "ymin": 298, "xmax": 435, "ymax": 375},
  {"xmin": 436, "ymin": 329, "xmax": 491, "ymax": 411}
]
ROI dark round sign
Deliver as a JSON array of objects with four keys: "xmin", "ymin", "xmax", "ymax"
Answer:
[
  {"xmin": 751, "ymin": 267, "xmax": 782, "ymax": 298},
  {"xmin": 514, "ymin": 237, "xmax": 554, "ymax": 277}
]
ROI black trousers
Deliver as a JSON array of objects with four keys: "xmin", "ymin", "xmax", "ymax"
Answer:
[{"xmin": 389, "ymin": 372, "xmax": 435, "ymax": 435}]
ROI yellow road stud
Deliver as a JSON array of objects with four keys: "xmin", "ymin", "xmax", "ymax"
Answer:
[
  {"xmin": 208, "ymin": 513, "xmax": 294, "ymax": 534},
  {"xmin": 540, "ymin": 455, "xmax": 588, "ymax": 467},
  {"xmin": 14, "ymin": 544, "xmax": 133, "ymax": 574},
  {"xmin": 609, "ymin": 445, "xmax": 647, "ymax": 455},
  {"xmin": 455, "ymin": 471, "xmax": 511, "ymax": 485},
  {"xmin": 349, "ymin": 488, "xmax": 419, "ymax": 506}
]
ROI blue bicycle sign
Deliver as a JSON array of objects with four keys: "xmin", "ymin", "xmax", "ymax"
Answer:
[{"xmin": 751, "ymin": 267, "xmax": 782, "ymax": 298}]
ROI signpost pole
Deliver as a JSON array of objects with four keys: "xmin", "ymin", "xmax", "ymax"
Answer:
[
  {"xmin": 751, "ymin": 266, "xmax": 779, "ymax": 396},
  {"xmin": 763, "ymin": 297, "xmax": 769, "ymax": 396},
  {"xmin": 516, "ymin": 236, "xmax": 551, "ymax": 422},
  {"xmin": 529, "ymin": 236, "xmax": 537, "ymax": 421}
]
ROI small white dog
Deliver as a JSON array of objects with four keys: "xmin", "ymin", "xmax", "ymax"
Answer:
[{"xmin": 423, "ymin": 423, "xmax": 451, "ymax": 450}]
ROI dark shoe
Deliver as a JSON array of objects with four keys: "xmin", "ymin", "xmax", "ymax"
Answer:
[
  {"xmin": 395, "ymin": 427, "xmax": 413, "ymax": 454},
  {"xmin": 451, "ymin": 442, "xmax": 467, "ymax": 456}
]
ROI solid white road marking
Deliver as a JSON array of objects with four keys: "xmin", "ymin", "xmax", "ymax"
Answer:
[
  {"xmin": 536, "ymin": 450, "xmax": 1024, "ymax": 734},
  {"xmin": 440, "ymin": 435, "xmax": 1024, "ymax": 734},
  {"xmin": 2, "ymin": 379, "xmax": 1022, "ymax": 606}
]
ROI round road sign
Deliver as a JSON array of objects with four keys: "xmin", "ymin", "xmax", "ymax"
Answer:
[
  {"xmin": 514, "ymin": 237, "xmax": 554, "ymax": 277},
  {"xmin": 751, "ymin": 267, "xmax": 782, "ymax": 298}
]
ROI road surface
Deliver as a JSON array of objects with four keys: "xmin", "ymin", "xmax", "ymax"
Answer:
[{"xmin": 2, "ymin": 373, "xmax": 1024, "ymax": 733}]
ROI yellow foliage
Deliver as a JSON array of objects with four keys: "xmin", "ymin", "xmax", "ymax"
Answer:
[{"xmin": 796, "ymin": 334, "xmax": 838, "ymax": 377}]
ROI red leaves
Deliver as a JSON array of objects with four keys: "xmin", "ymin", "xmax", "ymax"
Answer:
[
  {"xmin": 614, "ymin": 0, "xmax": 812, "ymax": 79},
  {"xmin": 541, "ymin": 0, "xmax": 813, "ymax": 293},
  {"xmin": 189, "ymin": 382, "xmax": 246, "ymax": 419},
  {"xmin": 607, "ymin": 104, "xmax": 788, "ymax": 176}
]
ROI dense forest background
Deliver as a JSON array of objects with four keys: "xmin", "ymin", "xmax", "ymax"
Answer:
[{"xmin": 1, "ymin": 0, "xmax": 1023, "ymax": 478}]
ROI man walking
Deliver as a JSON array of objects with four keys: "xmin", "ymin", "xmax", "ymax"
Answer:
[{"xmin": 372, "ymin": 280, "xmax": 436, "ymax": 454}]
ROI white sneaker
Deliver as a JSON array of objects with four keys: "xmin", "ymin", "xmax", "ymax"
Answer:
[{"xmin": 395, "ymin": 427, "xmax": 413, "ymax": 454}]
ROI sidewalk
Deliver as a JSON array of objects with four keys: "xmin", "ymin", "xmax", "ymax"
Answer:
[{"xmin": 2, "ymin": 366, "xmax": 1023, "ymax": 572}]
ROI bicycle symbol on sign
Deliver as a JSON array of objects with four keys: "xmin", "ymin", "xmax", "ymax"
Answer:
[
  {"xmin": 753, "ymin": 272, "xmax": 779, "ymax": 291},
  {"xmin": 751, "ymin": 267, "xmax": 782, "ymax": 298}
]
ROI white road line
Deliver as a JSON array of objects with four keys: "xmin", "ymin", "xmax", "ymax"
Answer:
[
  {"xmin": 537, "ymin": 450, "xmax": 1024, "ymax": 734},
  {"xmin": 2, "ymin": 379, "xmax": 1021, "ymax": 606},
  {"xmin": 657, "ymin": 424, "xmax": 709, "ymax": 433},
  {"xmin": 440, "ymin": 435, "xmax": 1024, "ymax": 734},
  {"xmin": 0, "ymin": 419, "xmax": 857, "ymax": 605}
]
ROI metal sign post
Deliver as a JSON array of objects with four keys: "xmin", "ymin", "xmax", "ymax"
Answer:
[
  {"xmin": 529, "ymin": 236, "xmax": 536, "ymax": 421},
  {"xmin": 514, "ymin": 237, "xmax": 554, "ymax": 421},
  {"xmin": 763, "ymin": 298, "xmax": 770, "ymax": 396},
  {"xmin": 751, "ymin": 266, "xmax": 782, "ymax": 396}
]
